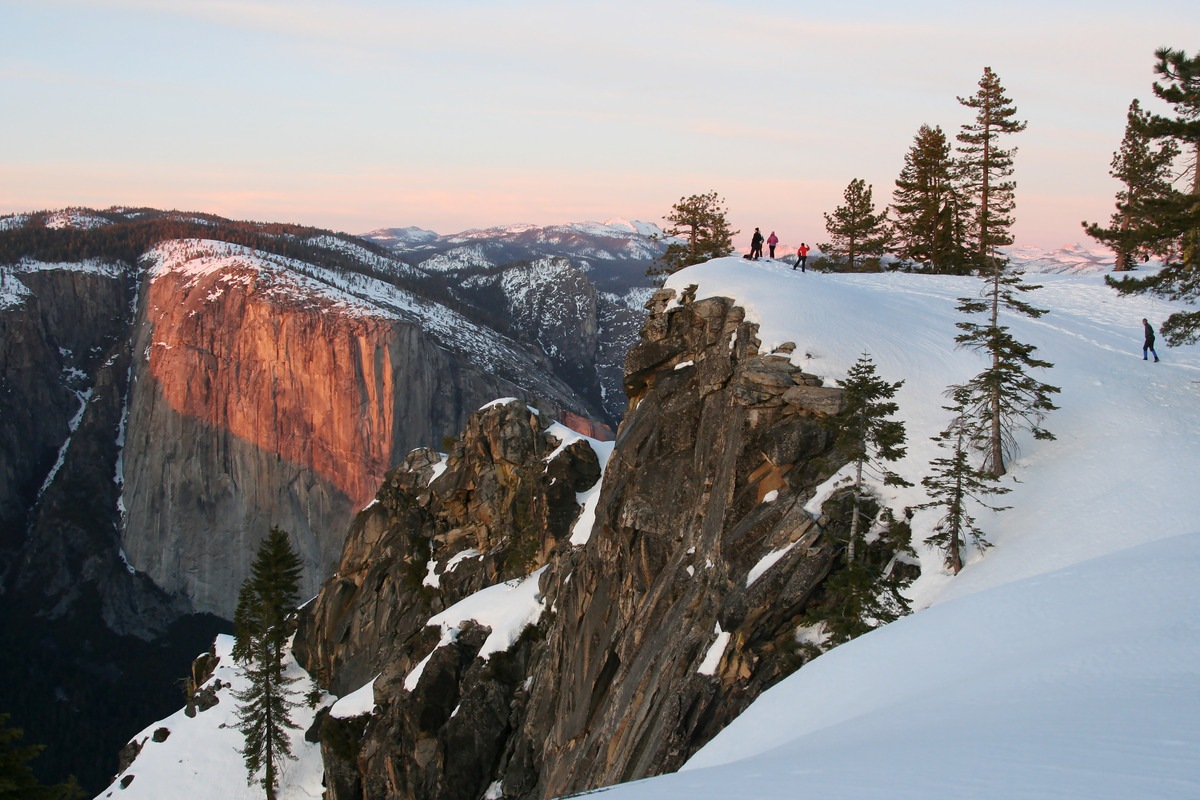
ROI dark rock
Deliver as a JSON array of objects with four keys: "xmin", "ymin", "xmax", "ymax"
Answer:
[{"xmin": 296, "ymin": 286, "xmax": 850, "ymax": 800}]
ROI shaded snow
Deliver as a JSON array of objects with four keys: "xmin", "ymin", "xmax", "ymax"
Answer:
[
  {"xmin": 93, "ymin": 635, "xmax": 327, "ymax": 800},
  {"xmin": 329, "ymin": 675, "xmax": 379, "ymax": 719},
  {"xmin": 404, "ymin": 567, "xmax": 548, "ymax": 692}
]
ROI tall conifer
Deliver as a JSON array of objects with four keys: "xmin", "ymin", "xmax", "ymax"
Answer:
[
  {"xmin": 1106, "ymin": 47, "xmax": 1200, "ymax": 344},
  {"xmin": 956, "ymin": 66, "xmax": 1026, "ymax": 272},
  {"xmin": 1083, "ymin": 100, "xmax": 1180, "ymax": 270},
  {"xmin": 233, "ymin": 526, "xmax": 304, "ymax": 800},
  {"xmin": 892, "ymin": 124, "xmax": 972, "ymax": 273}
]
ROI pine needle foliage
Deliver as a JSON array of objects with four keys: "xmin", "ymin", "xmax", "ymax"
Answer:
[
  {"xmin": 833, "ymin": 354, "xmax": 912, "ymax": 562},
  {"xmin": 820, "ymin": 179, "xmax": 891, "ymax": 271},
  {"xmin": 802, "ymin": 506, "xmax": 915, "ymax": 648},
  {"xmin": 650, "ymin": 191, "xmax": 738, "ymax": 281},
  {"xmin": 956, "ymin": 67, "xmax": 1026, "ymax": 273},
  {"xmin": 0, "ymin": 715, "xmax": 83, "ymax": 800},
  {"xmin": 955, "ymin": 257, "xmax": 1060, "ymax": 477},
  {"xmin": 233, "ymin": 526, "xmax": 304, "ymax": 800},
  {"xmin": 1105, "ymin": 47, "xmax": 1200, "ymax": 345},
  {"xmin": 891, "ymin": 124, "xmax": 973, "ymax": 274},
  {"xmin": 1083, "ymin": 100, "xmax": 1181, "ymax": 271},
  {"xmin": 919, "ymin": 387, "xmax": 1011, "ymax": 574}
]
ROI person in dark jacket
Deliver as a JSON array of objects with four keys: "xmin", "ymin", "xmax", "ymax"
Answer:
[
  {"xmin": 750, "ymin": 228, "xmax": 764, "ymax": 260},
  {"xmin": 1142, "ymin": 318, "xmax": 1160, "ymax": 362}
]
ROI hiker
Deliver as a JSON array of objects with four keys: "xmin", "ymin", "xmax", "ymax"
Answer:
[
  {"xmin": 795, "ymin": 242, "xmax": 810, "ymax": 272},
  {"xmin": 750, "ymin": 228, "xmax": 764, "ymax": 260},
  {"xmin": 767, "ymin": 231, "xmax": 779, "ymax": 258},
  {"xmin": 1142, "ymin": 318, "xmax": 1160, "ymax": 362}
]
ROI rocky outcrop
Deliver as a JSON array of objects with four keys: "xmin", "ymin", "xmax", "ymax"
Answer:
[{"xmin": 297, "ymin": 285, "xmax": 852, "ymax": 800}]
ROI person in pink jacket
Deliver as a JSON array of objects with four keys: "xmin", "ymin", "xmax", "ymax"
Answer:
[{"xmin": 767, "ymin": 231, "xmax": 779, "ymax": 258}]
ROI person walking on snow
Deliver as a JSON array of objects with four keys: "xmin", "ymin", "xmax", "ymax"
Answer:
[
  {"xmin": 1143, "ymin": 318, "xmax": 1160, "ymax": 362},
  {"xmin": 795, "ymin": 242, "xmax": 810, "ymax": 272},
  {"xmin": 767, "ymin": 231, "xmax": 779, "ymax": 258},
  {"xmin": 750, "ymin": 228, "xmax": 764, "ymax": 260}
]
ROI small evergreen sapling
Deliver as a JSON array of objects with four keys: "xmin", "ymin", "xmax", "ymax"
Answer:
[
  {"xmin": 834, "ymin": 354, "xmax": 912, "ymax": 563},
  {"xmin": 919, "ymin": 388, "xmax": 1011, "ymax": 574}
]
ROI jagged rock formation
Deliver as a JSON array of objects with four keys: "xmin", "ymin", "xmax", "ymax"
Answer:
[
  {"xmin": 296, "ymin": 285, "xmax": 852, "ymax": 800},
  {"xmin": 0, "ymin": 209, "xmax": 629, "ymax": 791}
]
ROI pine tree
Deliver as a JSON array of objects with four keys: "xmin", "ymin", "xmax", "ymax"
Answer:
[
  {"xmin": 955, "ymin": 265, "xmax": 1060, "ymax": 478},
  {"xmin": 234, "ymin": 526, "xmax": 304, "ymax": 800},
  {"xmin": 919, "ymin": 387, "xmax": 1011, "ymax": 574},
  {"xmin": 1083, "ymin": 99, "xmax": 1181, "ymax": 270},
  {"xmin": 651, "ymin": 191, "xmax": 738, "ymax": 280},
  {"xmin": 956, "ymin": 67, "xmax": 1026, "ymax": 273},
  {"xmin": 1106, "ymin": 47, "xmax": 1200, "ymax": 344},
  {"xmin": 834, "ymin": 354, "xmax": 912, "ymax": 562},
  {"xmin": 820, "ymin": 179, "xmax": 891, "ymax": 271},
  {"xmin": 0, "ymin": 714, "xmax": 82, "ymax": 800},
  {"xmin": 891, "ymin": 124, "xmax": 973, "ymax": 273},
  {"xmin": 802, "ymin": 508, "xmax": 915, "ymax": 648}
]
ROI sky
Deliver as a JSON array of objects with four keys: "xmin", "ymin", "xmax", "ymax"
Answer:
[
  {"xmin": 2, "ymin": 1, "xmax": 1199, "ymax": 251},
  {"xmin": 95, "ymin": 253, "xmax": 1200, "ymax": 799}
]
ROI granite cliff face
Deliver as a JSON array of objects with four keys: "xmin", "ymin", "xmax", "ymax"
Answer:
[
  {"xmin": 120, "ymin": 239, "xmax": 598, "ymax": 618},
  {"xmin": 295, "ymin": 285, "xmax": 853, "ymax": 799},
  {"xmin": 0, "ymin": 209, "xmax": 630, "ymax": 790}
]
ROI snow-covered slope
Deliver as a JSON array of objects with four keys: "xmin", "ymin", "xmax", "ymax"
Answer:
[
  {"xmin": 93, "ymin": 257, "xmax": 1200, "ymax": 799},
  {"xmin": 606, "ymin": 258, "xmax": 1200, "ymax": 799},
  {"xmin": 95, "ymin": 635, "xmax": 328, "ymax": 800}
]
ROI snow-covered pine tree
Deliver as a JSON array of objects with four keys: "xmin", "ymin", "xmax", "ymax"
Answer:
[
  {"xmin": 956, "ymin": 66, "xmax": 1026, "ymax": 273},
  {"xmin": 1106, "ymin": 47, "xmax": 1200, "ymax": 344},
  {"xmin": 1083, "ymin": 99, "xmax": 1181, "ymax": 271},
  {"xmin": 891, "ymin": 124, "xmax": 972, "ymax": 274},
  {"xmin": 650, "ymin": 191, "xmax": 738, "ymax": 280},
  {"xmin": 919, "ymin": 387, "xmax": 1011, "ymax": 574},
  {"xmin": 233, "ymin": 526, "xmax": 304, "ymax": 800},
  {"xmin": 820, "ymin": 179, "xmax": 891, "ymax": 271},
  {"xmin": 834, "ymin": 354, "xmax": 912, "ymax": 562}
]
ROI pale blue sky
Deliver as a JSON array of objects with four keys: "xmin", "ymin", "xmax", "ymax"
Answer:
[{"xmin": 2, "ymin": 1, "xmax": 1197, "ymax": 249}]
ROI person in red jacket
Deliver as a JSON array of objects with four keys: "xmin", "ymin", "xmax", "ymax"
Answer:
[
  {"xmin": 767, "ymin": 231, "xmax": 779, "ymax": 258},
  {"xmin": 795, "ymin": 242, "xmax": 810, "ymax": 272}
]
